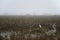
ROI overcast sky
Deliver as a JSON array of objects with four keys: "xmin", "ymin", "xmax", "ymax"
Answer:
[{"xmin": 0, "ymin": 0, "xmax": 60, "ymax": 15}]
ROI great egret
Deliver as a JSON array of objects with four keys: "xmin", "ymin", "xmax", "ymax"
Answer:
[
  {"xmin": 39, "ymin": 23, "xmax": 56, "ymax": 36},
  {"xmin": 45, "ymin": 23, "xmax": 56, "ymax": 36}
]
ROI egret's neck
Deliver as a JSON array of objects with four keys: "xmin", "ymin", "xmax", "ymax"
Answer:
[{"xmin": 52, "ymin": 24, "xmax": 56, "ymax": 30}]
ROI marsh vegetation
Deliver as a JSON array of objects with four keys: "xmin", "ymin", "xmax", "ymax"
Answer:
[{"xmin": 0, "ymin": 16, "xmax": 60, "ymax": 40}]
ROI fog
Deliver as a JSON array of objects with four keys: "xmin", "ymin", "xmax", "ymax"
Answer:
[{"xmin": 0, "ymin": 0, "xmax": 60, "ymax": 15}]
